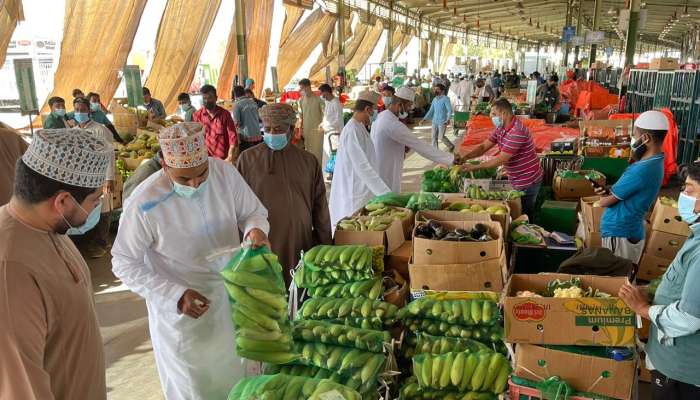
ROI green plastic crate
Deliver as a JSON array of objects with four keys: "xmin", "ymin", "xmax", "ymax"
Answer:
[
  {"xmin": 581, "ymin": 157, "xmax": 629, "ymax": 184},
  {"xmin": 536, "ymin": 200, "xmax": 578, "ymax": 235}
]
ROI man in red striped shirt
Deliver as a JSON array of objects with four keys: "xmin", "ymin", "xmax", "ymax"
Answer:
[
  {"xmin": 193, "ymin": 85, "xmax": 238, "ymax": 162},
  {"xmin": 459, "ymin": 98, "xmax": 543, "ymax": 218}
]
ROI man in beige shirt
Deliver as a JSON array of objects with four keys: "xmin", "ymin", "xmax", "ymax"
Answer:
[
  {"xmin": 298, "ymin": 78, "xmax": 324, "ymax": 165},
  {"xmin": 0, "ymin": 122, "xmax": 28, "ymax": 205},
  {"xmin": 0, "ymin": 128, "xmax": 111, "ymax": 400}
]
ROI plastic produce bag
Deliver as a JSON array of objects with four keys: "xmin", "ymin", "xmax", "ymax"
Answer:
[
  {"xmin": 414, "ymin": 332, "xmax": 490, "ymax": 355},
  {"xmin": 399, "ymin": 378, "xmax": 497, "ymax": 400},
  {"xmin": 294, "ymin": 245, "xmax": 381, "ymax": 289},
  {"xmin": 367, "ymin": 192, "xmax": 415, "ymax": 207},
  {"xmin": 406, "ymin": 192, "xmax": 442, "ymax": 212},
  {"xmin": 412, "ymin": 350, "xmax": 511, "ymax": 394},
  {"xmin": 263, "ymin": 364, "xmax": 379, "ymax": 396},
  {"xmin": 402, "ymin": 317, "xmax": 503, "ymax": 343},
  {"xmin": 220, "ymin": 246, "xmax": 299, "ymax": 364},
  {"xmin": 397, "ymin": 298, "xmax": 499, "ymax": 326},
  {"xmin": 307, "ymin": 278, "xmax": 384, "ymax": 299},
  {"xmin": 293, "ymin": 341, "xmax": 387, "ymax": 384},
  {"xmin": 535, "ymin": 376, "xmax": 575, "ymax": 400},
  {"xmin": 297, "ymin": 297, "xmax": 398, "ymax": 324},
  {"xmin": 227, "ymin": 373, "xmax": 361, "ymax": 400},
  {"xmin": 293, "ymin": 319, "xmax": 391, "ymax": 353}
]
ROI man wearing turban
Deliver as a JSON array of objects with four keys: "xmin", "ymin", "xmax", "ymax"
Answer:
[{"xmin": 237, "ymin": 103, "xmax": 332, "ymax": 287}]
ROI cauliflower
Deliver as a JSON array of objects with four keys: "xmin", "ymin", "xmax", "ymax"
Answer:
[
  {"xmin": 553, "ymin": 286, "xmax": 584, "ymax": 298},
  {"xmin": 516, "ymin": 290, "xmax": 543, "ymax": 298}
]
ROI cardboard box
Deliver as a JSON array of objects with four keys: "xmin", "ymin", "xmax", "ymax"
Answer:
[
  {"xmin": 334, "ymin": 216, "xmax": 405, "ymax": 254},
  {"xmin": 413, "ymin": 220, "xmax": 503, "ymax": 265},
  {"xmin": 553, "ymin": 171, "xmax": 606, "ymax": 201},
  {"xmin": 504, "ymin": 273, "xmax": 636, "ymax": 346},
  {"xmin": 579, "ymin": 119, "xmax": 632, "ymax": 140},
  {"xmin": 639, "ymin": 353, "xmax": 651, "ymax": 383},
  {"xmin": 409, "ymin": 251, "xmax": 507, "ymax": 297},
  {"xmin": 645, "ymin": 230, "xmax": 687, "ymax": 260},
  {"xmin": 357, "ymin": 207, "xmax": 414, "ymax": 240},
  {"xmin": 584, "ymin": 227, "xmax": 602, "ymax": 248},
  {"xmin": 385, "ymin": 240, "xmax": 412, "ymax": 280},
  {"xmin": 415, "ymin": 209, "xmax": 491, "ymax": 224},
  {"xmin": 649, "ymin": 198, "xmax": 690, "ymax": 237},
  {"xmin": 580, "ymin": 196, "xmax": 604, "ymax": 233},
  {"xmin": 514, "ymin": 344, "xmax": 635, "ymax": 400},
  {"xmin": 440, "ymin": 199, "xmax": 511, "ymax": 235},
  {"xmin": 650, "ymin": 57, "xmax": 679, "ymax": 70},
  {"xmin": 637, "ymin": 253, "xmax": 671, "ymax": 281}
]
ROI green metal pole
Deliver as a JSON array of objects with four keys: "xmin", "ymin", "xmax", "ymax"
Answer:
[
  {"xmin": 574, "ymin": 0, "xmax": 582, "ymax": 65},
  {"xmin": 623, "ymin": 0, "xmax": 640, "ymax": 68},
  {"xmin": 589, "ymin": 0, "xmax": 601, "ymax": 63},
  {"xmin": 563, "ymin": 0, "xmax": 572, "ymax": 67},
  {"xmin": 234, "ymin": 0, "xmax": 248, "ymax": 83},
  {"xmin": 337, "ymin": 0, "xmax": 346, "ymax": 78}
]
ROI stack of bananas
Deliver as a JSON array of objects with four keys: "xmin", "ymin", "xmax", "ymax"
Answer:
[
  {"xmin": 397, "ymin": 296, "xmax": 511, "ymax": 398},
  {"xmin": 273, "ymin": 244, "xmax": 398, "ymax": 399},
  {"xmin": 337, "ymin": 203, "xmax": 410, "ymax": 232},
  {"xmin": 228, "ymin": 373, "xmax": 361, "ymax": 400},
  {"xmin": 220, "ymin": 249, "xmax": 298, "ymax": 364}
]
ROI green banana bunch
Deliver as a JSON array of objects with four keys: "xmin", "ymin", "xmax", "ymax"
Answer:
[
  {"xmin": 221, "ymin": 249, "xmax": 298, "ymax": 364},
  {"xmin": 399, "ymin": 379, "xmax": 497, "ymax": 400},
  {"xmin": 398, "ymin": 298, "xmax": 500, "ymax": 327},
  {"xmin": 326, "ymin": 316, "xmax": 388, "ymax": 330},
  {"xmin": 293, "ymin": 320, "xmax": 390, "ymax": 353},
  {"xmin": 338, "ymin": 215, "xmax": 393, "ymax": 232},
  {"xmin": 263, "ymin": 364, "xmax": 379, "ymax": 397},
  {"xmin": 294, "ymin": 341, "xmax": 387, "ymax": 384},
  {"xmin": 293, "ymin": 264, "xmax": 375, "ymax": 288},
  {"xmin": 303, "ymin": 245, "xmax": 374, "ymax": 271},
  {"xmin": 298, "ymin": 297, "xmax": 398, "ymax": 322},
  {"xmin": 307, "ymin": 278, "xmax": 384, "ymax": 299},
  {"xmin": 403, "ymin": 317, "xmax": 504, "ymax": 343},
  {"xmin": 227, "ymin": 373, "xmax": 361, "ymax": 400},
  {"xmin": 412, "ymin": 351, "xmax": 511, "ymax": 394},
  {"xmin": 414, "ymin": 333, "xmax": 489, "ymax": 355}
]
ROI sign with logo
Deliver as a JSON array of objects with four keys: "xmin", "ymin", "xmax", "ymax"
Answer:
[
  {"xmin": 13, "ymin": 58, "xmax": 38, "ymax": 116},
  {"xmin": 586, "ymin": 31, "xmax": 605, "ymax": 44},
  {"xmin": 562, "ymin": 26, "xmax": 576, "ymax": 42},
  {"xmin": 123, "ymin": 65, "xmax": 144, "ymax": 107},
  {"xmin": 513, "ymin": 301, "xmax": 546, "ymax": 321},
  {"xmin": 571, "ymin": 36, "xmax": 585, "ymax": 46}
]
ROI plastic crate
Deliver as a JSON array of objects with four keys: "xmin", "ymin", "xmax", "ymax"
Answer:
[
  {"xmin": 453, "ymin": 111, "xmax": 470, "ymax": 129},
  {"xmin": 509, "ymin": 379, "xmax": 593, "ymax": 400}
]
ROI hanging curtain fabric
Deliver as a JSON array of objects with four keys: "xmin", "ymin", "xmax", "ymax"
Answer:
[
  {"xmin": 279, "ymin": 3, "xmax": 304, "ymax": 48},
  {"xmin": 439, "ymin": 38, "xmax": 455, "ymax": 72},
  {"xmin": 39, "ymin": 0, "xmax": 146, "ymax": 116},
  {"xmin": 420, "ymin": 39, "xmax": 429, "ymax": 69},
  {"xmin": 310, "ymin": 23, "xmax": 367, "ymax": 82},
  {"xmin": 381, "ymin": 30, "xmax": 404, "ymax": 63},
  {"xmin": 308, "ymin": 15, "xmax": 356, "ymax": 80},
  {"xmin": 217, "ymin": 0, "xmax": 274, "ymax": 99},
  {"xmin": 345, "ymin": 20, "xmax": 384, "ymax": 74},
  {"xmin": 145, "ymin": 0, "xmax": 221, "ymax": 113},
  {"xmin": 277, "ymin": 8, "xmax": 336, "ymax": 88},
  {"xmin": 0, "ymin": 0, "xmax": 23, "ymax": 67}
]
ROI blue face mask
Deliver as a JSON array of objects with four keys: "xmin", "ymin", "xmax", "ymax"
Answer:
[
  {"xmin": 64, "ymin": 196, "xmax": 102, "ymax": 235},
  {"xmin": 173, "ymin": 179, "xmax": 208, "ymax": 199},
  {"xmin": 90, "ymin": 102, "xmax": 100, "ymax": 112},
  {"xmin": 382, "ymin": 96, "xmax": 393, "ymax": 107},
  {"xmin": 491, "ymin": 116, "xmax": 504, "ymax": 128},
  {"xmin": 678, "ymin": 192, "xmax": 700, "ymax": 224},
  {"xmin": 370, "ymin": 109, "xmax": 378, "ymax": 123},
  {"xmin": 263, "ymin": 133, "xmax": 289, "ymax": 151},
  {"xmin": 74, "ymin": 112, "xmax": 89, "ymax": 124},
  {"xmin": 53, "ymin": 108, "xmax": 66, "ymax": 117}
]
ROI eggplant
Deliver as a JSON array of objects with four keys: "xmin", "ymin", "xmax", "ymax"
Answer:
[
  {"xmin": 415, "ymin": 223, "xmax": 432, "ymax": 239},
  {"xmin": 441, "ymin": 232, "xmax": 462, "ymax": 241}
]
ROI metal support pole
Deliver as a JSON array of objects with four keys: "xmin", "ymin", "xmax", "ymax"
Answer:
[
  {"xmin": 623, "ymin": 0, "xmax": 640, "ymax": 67},
  {"xmin": 536, "ymin": 42, "xmax": 540, "ymax": 72},
  {"xmin": 337, "ymin": 0, "xmax": 346, "ymax": 78},
  {"xmin": 574, "ymin": 0, "xmax": 582, "ymax": 65},
  {"xmin": 234, "ymin": 0, "xmax": 248, "ymax": 83},
  {"xmin": 589, "ymin": 0, "xmax": 601, "ymax": 63},
  {"xmin": 386, "ymin": 0, "xmax": 394, "ymax": 62},
  {"xmin": 563, "ymin": 0, "xmax": 572, "ymax": 67}
]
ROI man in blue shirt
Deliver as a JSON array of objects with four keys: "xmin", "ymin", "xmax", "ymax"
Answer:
[
  {"xmin": 596, "ymin": 110, "xmax": 668, "ymax": 263},
  {"xmin": 232, "ymin": 85, "xmax": 262, "ymax": 152},
  {"xmin": 618, "ymin": 162, "xmax": 700, "ymax": 399},
  {"xmin": 423, "ymin": 83, "xmax": 454, "ymax": 152}
]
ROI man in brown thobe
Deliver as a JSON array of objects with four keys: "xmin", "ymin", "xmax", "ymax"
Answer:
[
  {"xmin": 237, "ymin": 103, "xmax": 332, "ymax": 286},
  {"xmin": 0, "ymin": 128, "xmax": 111, "ymax": 400},
  {"xmin": 0, "ymin": 122, "xmax": 28, "ymax": 206}
]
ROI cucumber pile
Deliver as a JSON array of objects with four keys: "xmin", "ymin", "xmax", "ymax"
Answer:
[
  {"xmin": 220, "ymin": 248, "xmax": 298, "ymax": 364},
  {"xmin": 228, "ymin": 373, "xmax": 361, "ymax": 400}
]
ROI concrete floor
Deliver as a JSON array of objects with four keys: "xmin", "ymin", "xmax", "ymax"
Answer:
[{"xmin": 91, "ymin": 122, "xmax": 652, "ymax": 399}]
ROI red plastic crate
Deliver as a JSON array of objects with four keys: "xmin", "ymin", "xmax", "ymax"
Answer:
[{"xmin": 508, "ymin": 378, "xmax": 594, "ymax": 400}]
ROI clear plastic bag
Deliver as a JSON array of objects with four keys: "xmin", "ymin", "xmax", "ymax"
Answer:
[
  {"xmin": 292, "ymin": 319, "xmax": 391, "ymax": 353},
  {"xmin": 227, "ymin": 373, "xmax": 361, "ymax": 400}
]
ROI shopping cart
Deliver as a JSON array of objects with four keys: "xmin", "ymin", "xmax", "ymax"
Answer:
[{"xmin": 324, "ymin": 132, "xmax": 340, "ymax": 180}]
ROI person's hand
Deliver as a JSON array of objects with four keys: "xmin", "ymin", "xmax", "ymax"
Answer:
[
  {"xmin": 103, "ymin": 180, "xmax": 114, "ymax": 194},
  {"xmin": 178, "ymin": 289, "xmax": 210, "ymax": 319},
  {"xmin": 66, "ymin": 119, "xmax": 77, "ymax": 128},
  {"xmin": 618, "ymin": 281, "xmax": 650, "ymax": 318},
  {"xmin": 246, "ymin": 228, "xmax": 270, "ymax": 249},
  {"xmin": 593, "ymin": 186, "xmax": 608, "ymax": 196},
  {"xmin": 226, "ymin": 147, "xmax": 239, "ymax": 163},
  {"xmin": 461, "ymin": 163, "xmax": 476, "ymax": 172}
]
